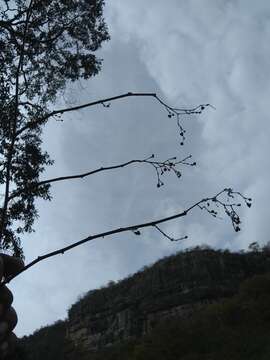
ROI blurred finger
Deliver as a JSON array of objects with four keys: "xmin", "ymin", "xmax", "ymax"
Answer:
[
  {"xmin": 0, "ymin": 255, "xmax": 24, "ymax": 279},
  {"xmin": 0, "ymin": 286, "xmax": 13, "ymax": 311},
  {"xmin": 3, "ymin": 307, "xmax": 17, "ymax": 332},
  {"xmin": 0, "ymin": 306, "xmax": 17, "ymax": 342}
]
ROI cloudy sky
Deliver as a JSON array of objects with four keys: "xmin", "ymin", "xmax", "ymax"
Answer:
[{"xmin": 10, "ymin": 0, "xmax": 270, "ymax": 336}]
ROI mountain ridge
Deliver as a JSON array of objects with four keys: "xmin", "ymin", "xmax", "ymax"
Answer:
[{"xmin": 20, "ymin": 245, "xmax": 270, "ymax": 359}]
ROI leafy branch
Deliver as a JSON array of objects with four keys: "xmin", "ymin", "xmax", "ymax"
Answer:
[{"xmin": 0, "ymin": 0, "xmax": 34, "ymax": 243}]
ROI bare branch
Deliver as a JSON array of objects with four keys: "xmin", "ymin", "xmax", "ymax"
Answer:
[
  {"xmin": 15, "ymin": 92, "xmax": 212, "ymax": 137},
  {"xmin": 8, "ymin": 154, "xmax": 196, "ymax": 201},
  {"xmin": 153, "ymin": 225, "xmax": 188, "ymax": 242},
  {"xmin": 3, "ymin": 188, "xmax": 251, "ymax": 284}
]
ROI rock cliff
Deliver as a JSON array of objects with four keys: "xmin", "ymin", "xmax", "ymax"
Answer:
[{"xmin": 65, "ymin": 248, "xmax": 270, "ymax": 357}]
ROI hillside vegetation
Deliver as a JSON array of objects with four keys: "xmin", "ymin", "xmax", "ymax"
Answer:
[
  {"xmin": 89, "ymin": 272, "xmax": 270, "ymax": 360},
  {"xmin": 19, "ymin": 245, "xmax": 270, "ymax": 359}
]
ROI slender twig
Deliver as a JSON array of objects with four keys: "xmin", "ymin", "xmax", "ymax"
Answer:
[
  {"xmin": 16, "ymin": 93, "xmax": 155, "ymax": 136},
  {"xmin": 8, "ymin": 154, "xmax": 196, "ymax": 201},
  {"xmin": 3, "ymin": 194, "xmax": 206, "ymax": 284},
  {"xmin": 153, "ymin": 225, "xmax": 188, "ymax": 242},
  {"xmin": 3, "ymin": 188, "xmax": 251, "ymax": 284},
  {"xmin": 15, "ymin": 92, "xmax": 211, "ymax": 137}
]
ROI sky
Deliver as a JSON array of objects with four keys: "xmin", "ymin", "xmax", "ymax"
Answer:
[{"xmin": 9, "ymin": 0, "xmax": 270, "ymax": 336}]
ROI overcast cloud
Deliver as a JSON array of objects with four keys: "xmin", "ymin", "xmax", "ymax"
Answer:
[{"xmin": 9, "ymin": 0, "xmax": 270, "ymax": 336}]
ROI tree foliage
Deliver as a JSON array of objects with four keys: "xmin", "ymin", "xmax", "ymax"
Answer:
[{"xmin": 0, "ymin": 0, "xmax": 109, "ymax": 257}]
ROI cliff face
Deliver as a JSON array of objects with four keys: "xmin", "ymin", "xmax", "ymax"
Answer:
[{"xmin": 66, "ymin": 248, "xmax": 270, "ymax": 357}]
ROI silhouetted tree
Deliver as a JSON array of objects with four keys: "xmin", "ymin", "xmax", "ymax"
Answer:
[
  {"xmin": 0, "ymin": 0, "xmax": 109, "ymax": 256},
  {"xmin": 0, "ymin": 0, "xmax": 251, "ymax": 279}
]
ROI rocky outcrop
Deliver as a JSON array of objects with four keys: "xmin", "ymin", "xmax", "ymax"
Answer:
[{"xmin": 65, "ymin": 248, "xmax": 270, "ymax": 357}]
